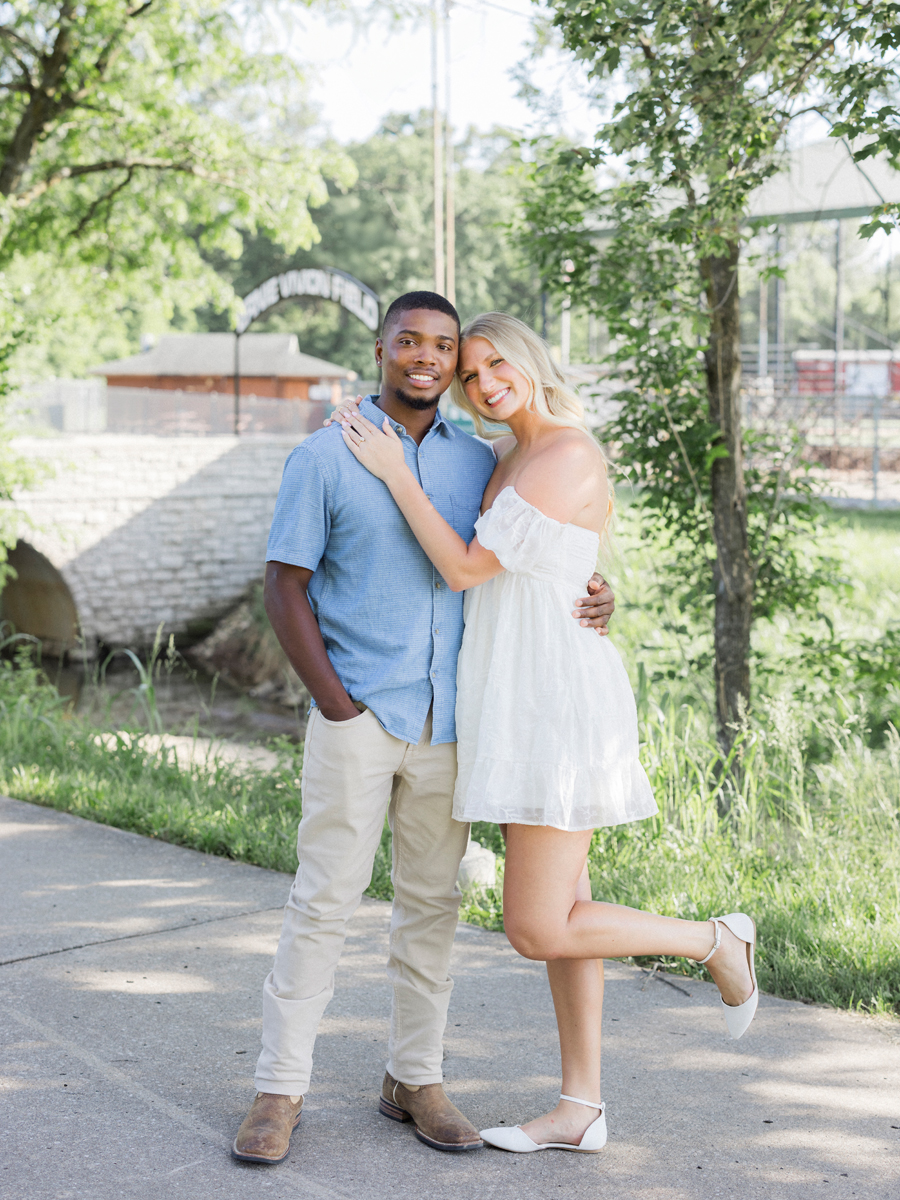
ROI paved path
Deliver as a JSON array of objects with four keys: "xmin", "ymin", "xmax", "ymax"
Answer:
[{"xmin": 2, "ymin": 795, "xmax": 899, "ymax": 1200}]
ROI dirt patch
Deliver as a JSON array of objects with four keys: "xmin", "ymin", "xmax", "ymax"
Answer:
[{"xmin": 187, "ymin": 583, "xmax": 310, "ymax": 711}]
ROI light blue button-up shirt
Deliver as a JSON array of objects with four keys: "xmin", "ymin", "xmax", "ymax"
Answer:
[{"xmin": 266, "ymin": 396, "xmax": 497, "ymax": 744}]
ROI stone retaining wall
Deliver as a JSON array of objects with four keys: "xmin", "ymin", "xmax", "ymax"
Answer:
[{"xmin": 11, "ymin": 434, "xmax": 300, "ymax": 650}]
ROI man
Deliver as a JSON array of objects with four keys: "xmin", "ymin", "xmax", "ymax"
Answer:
[{"xmin": 232, "ymin": 292, "xmax": 615, "ymax": 1163}]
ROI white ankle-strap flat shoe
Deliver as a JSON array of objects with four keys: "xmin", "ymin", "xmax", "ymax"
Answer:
[
  {"xmin": 480, "ymin": 1095, "xmax": 607, "ymax": 1154},
  {"xmin": 699, "ymin": 912, "xmax": 758, "ymax": 1040}
]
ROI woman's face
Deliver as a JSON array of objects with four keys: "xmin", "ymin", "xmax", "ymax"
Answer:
[{"xmin": 458, "ymin": 337, "xmax": 531, "ymax": 423}]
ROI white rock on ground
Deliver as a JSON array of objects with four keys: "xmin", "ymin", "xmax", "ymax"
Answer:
[{"xmin": 457, "ymin": 837, "xmax": 497, "ymax": 890}]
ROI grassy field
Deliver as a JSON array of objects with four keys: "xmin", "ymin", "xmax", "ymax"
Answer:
[{"xmin": 1, "ymin": 507, "xmax": 898, "ymax": 1016}]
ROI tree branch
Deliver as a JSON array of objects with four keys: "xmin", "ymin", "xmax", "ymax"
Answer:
[
  {"xmin": 12, "ymin": 157, "xmax": 244, "ymax": 208},
  {"xmin": 0, "ymin": 23, "xmax": 41, "ymax": 59},
  {"xmin": 72, "ymin": 167, "xmax": 134, "ymax": 238},
  {"xmin": 732, "ymin": 1, "xmax": 818, "ymax": 86},
  {"xmin": 92, "ymin": 0, "xmax": 155, "ymax": 84},
  {"xmin": 0, "ymin": 26, "xmax": 37, "ymax": 84}
]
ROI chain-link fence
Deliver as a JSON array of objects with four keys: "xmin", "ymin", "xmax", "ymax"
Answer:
[
  {"xmin": 742, "ymin": 348, "xmax": 900, "ymax": 505},
  {"xmin": 10, "ymin": 383, "xmax": 359, "ymax": 438}
]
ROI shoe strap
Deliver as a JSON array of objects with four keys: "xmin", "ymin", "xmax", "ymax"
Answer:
[
  {"xmin": 697, "ymin": 918, "xmax": 721, "ymax": 965},
  {"xmin": 559, "ymin": 1093, "xmax": 603, "ymax": 1110}
]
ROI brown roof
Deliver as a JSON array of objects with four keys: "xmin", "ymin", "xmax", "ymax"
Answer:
[{"xmin": 91, "ymin": 333, "xmax": 355, "ymax": 380}]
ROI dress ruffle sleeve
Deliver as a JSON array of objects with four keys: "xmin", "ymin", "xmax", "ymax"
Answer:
[{"xmin": 474, "ymin": 487, "xmax": 563, "ymax": 576}]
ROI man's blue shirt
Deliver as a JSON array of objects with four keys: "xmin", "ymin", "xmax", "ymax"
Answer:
[{"xmin": 266, "ymin": 396, "xmax": 496, "ymax": 744}]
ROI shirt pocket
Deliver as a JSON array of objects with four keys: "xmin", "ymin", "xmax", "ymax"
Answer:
[{"xmin": 450, "ymin": 495, "xmax": 483, "ymax": 541}]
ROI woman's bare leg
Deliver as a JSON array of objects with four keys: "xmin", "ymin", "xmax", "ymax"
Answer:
[
  {"xmin": 520, "ymin": 863, "xmax": 606, "ymax": 1145},
  {"xmin": 502, "ymin": 824, "xmax": 754, "ymax": 1143},
  {"xmin": 503, "ymin": 825, "xmax": 753, "ymax": 1001}
]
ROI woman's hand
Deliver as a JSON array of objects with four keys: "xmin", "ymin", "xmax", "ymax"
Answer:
[
  {"xmin": 341, "ymin": 410, "xmax": 408, "ymax": 485},
  {"xmin": 323, "ymin": 395, "xmax": 362, "ymax": 427}
]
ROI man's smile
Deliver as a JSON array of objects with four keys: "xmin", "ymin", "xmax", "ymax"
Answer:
[{"xmin": 407, "ymin": 372, "xmax": 439, "ymax": 387}]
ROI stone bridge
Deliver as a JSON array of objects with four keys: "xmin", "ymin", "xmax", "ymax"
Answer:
[{"xmin": 3, "ymin": 434, "xmax": 300, "ymax": 657}]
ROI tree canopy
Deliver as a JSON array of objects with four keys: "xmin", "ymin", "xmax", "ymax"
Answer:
[{"xmin": 0, "ymin": 1, "xmax": 354, "ymax": 303}]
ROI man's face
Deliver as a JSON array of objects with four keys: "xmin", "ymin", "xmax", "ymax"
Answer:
[{"xmin": 375, "ymin": 308, "xmax": 459, "ymax": 411}]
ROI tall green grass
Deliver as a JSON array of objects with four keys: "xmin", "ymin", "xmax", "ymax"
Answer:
[{"xmin": 593, "ymin": 699, "xmax": 899, "ymax": 1014}]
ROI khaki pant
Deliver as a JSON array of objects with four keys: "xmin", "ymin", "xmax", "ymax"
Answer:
[{"xmin": 254, "ymin": 706, "xmax": 467, "ymax": 1095}]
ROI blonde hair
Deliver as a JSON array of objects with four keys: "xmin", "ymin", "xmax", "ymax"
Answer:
[
  {"xmin": 449, "ymin": 311, "xmax": 588, "ymax": 437},
  {"xmin": 450, "ymin": 311, "xmax": 615, "ymax": 534}
]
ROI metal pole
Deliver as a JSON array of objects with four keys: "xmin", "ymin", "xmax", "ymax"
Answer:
[
  {"xmin": 833, "ymin": 219, "xmax": 844, "ymax": 445},
  {"xmin": 444, "ymin": 0, "xmax": 455, "ymax": 306},
  {"xmin": 233, "ymin": 332, "xmax": 241, "ymax": 436},
  {"xmin": 540, "ymin": 291, "xmax": 548, "ymax": 341},
  {"xmin": 879, "ymin": 253, "xmax": 891, "ymax": 505},
  {"xmin": 873, "ymin": 388, "xmax": 881, "ymax": 506},
  {"xmin": 561, "ymin": 298, "xmax": 571, "ymax": 366},
  {"xmin": 774, "ymin": 226, "xmax": 785, "ymax": 392},
  {"xmin": 431, "ymin": 0, "xmax": 445, "ymax": 295},
  {"xmin": 758, "ymin": 269, "xmax": 768, "ymax": 379},
  {"xmin": 885, "ymin": 251, "xmax": 892, "ymax": 342}
]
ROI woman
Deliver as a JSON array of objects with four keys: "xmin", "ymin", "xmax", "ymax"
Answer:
[{"xmin": 337, "ymin": 312, "xmax": 757, "ymax": 1154}]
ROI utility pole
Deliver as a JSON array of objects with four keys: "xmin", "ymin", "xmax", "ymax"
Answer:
[
  {"xmin": 444, "ymin": 0, "xmax": 455, "ymax": 305},
  {"xmin": 431, "ymin": 0, "xmax": 445, "ymax": 295}
]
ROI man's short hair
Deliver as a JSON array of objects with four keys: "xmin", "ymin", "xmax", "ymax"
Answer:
[{"xmin": 382, "ymin": 291, "xmax": 460, "ymax": 337}]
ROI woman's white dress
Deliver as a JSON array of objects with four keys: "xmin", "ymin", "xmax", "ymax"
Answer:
[{"xmin": 452, "ymin": 486, "xmax": 658, "ymax": 832}]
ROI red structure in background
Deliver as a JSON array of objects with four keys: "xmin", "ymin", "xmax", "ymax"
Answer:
[{"xmin": 793, "ymin": 349, "xmax": 900, "ymax": 397}]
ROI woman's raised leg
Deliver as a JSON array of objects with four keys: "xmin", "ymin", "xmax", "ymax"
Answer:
[{"xmin": 502, "ymin": 825, "xmax": 755, "ymax": 1032}]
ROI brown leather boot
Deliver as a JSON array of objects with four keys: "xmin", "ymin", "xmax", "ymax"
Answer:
[
  {"xmin": 379, "ymin": 1071, "xmax": 482, "ymax": 1152},
  {"xmin": 231, "ymin": 1092, "xmax": 304, "ymax": 1163}
]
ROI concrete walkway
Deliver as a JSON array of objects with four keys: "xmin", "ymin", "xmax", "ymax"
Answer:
[{"xmin": 2, "ymin": 795, "xmax": 898, "ymax": 1200}]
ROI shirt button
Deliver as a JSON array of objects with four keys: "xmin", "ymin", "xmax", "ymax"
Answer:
[
  {"xmin": 435, "ymin": 582, "xmax": 441, "ymax": 589},
  {"xmin": 434, "ymin": 628, "xmax": 439, "ymax": 634},
  {"xmin": 431, "ymin": 671, "xmax": 436, "ymax": 678}
]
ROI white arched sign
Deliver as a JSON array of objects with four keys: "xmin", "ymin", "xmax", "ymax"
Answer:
[{"xmin": 236, "ymin": 267, "xmax": 380, "ymax": 334}]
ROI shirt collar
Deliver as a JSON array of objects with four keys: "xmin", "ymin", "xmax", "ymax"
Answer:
[{"xmin": 360, "ymin": 394, "xmax": 454, "ymax": 439}]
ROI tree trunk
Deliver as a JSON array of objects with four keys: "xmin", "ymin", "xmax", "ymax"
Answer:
[
  {"xmin": 0, "ymin": 91, "xmax": 62, "ymax": 198},
  {"xmin": 0, "ymin": 13, "xmax": 73, "ymax": 198},
  {"xmin": 701, "ymin": 241, "xmax": 752, "ymax": 763}
]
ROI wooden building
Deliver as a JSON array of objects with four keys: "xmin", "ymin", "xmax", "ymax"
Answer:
[{"xmin": 92, "ymin": 332, "xmax": 355, "ymax": 401}]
